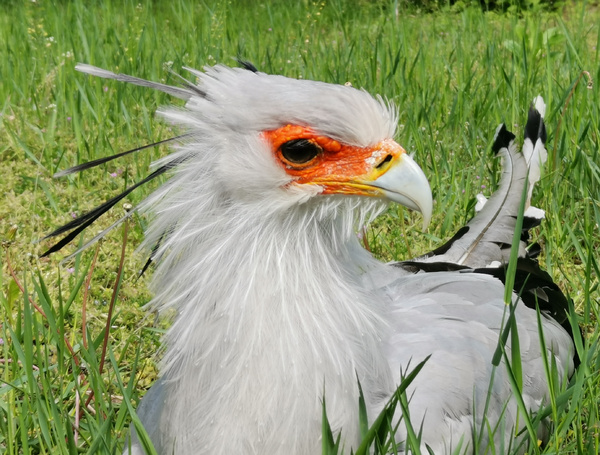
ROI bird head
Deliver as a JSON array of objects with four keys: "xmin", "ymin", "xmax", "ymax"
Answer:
[
  {"xmin": 159, "ymin": 66, "xmax": 433, "ymax": 228},
  {"xmin": 42, "ymin": 64, "xmax": 432, "ymax": 261}
]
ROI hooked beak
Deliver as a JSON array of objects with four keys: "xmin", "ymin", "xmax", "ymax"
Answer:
[{"xmin": 369, "ymin": 153, "xmax": 432, "ymax": 229}]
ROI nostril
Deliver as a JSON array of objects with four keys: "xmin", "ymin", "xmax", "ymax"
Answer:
[{"xmin": 375, "ymin": 154, "xmax": 393, "ymax": 169}]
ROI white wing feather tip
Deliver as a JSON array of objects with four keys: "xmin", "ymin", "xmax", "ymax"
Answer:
[
  {"xmin": 523, "ymin": 97, "xmax": 548, "ymax": 204},
  {"xmin": 493, "ymin": 122, "xmax": 506, "ymax": 142},
  {"xmin": 474, "ymin": 193, "xmax": 488, "ymax": 212},
  {"xmin": 524, "ymin": 205, "xmax": 545, "ymax": 220},
  {"xmin": 533, "ymin": 95, "xmax": 546, "ymax": 118}
]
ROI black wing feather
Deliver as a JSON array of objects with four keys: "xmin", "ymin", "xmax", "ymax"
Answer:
[
  {"xmin": 53, "ymin": 134, "xmax": 191, "ymax": 178},
  {"xmin": 42, "ymin": 158, "xmax": 185, "ymax": 257},
  {"xmin": 525, "ymin": 103, "xmax": 546, "ymax": 145},
  {"xmin": 236, "ymin": 59, "xmax": 259, "ymax": 73}
]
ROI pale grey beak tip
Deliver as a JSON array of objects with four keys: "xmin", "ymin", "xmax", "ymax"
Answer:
[{"xmin": 372, "ymin": 153, "xmax": 433, "ymax": 231}]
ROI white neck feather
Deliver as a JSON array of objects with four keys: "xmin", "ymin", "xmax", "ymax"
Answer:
[{"xmin": 143, "ymin": 180, "xmax": 395, "ymax": 453}]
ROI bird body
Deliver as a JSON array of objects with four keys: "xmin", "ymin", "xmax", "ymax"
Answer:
[{"xmin": 47, "ymin": 64, "xmax": 575, "ymax": 454}]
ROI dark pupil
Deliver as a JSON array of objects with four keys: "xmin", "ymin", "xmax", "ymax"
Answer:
[{"xmin": 280, "ymin": 139, "xmax": 321, "ymax": 164}]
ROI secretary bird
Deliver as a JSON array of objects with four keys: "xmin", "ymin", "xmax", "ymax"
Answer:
[{"xmin": 44, "ymin": 63, "xmax": 575, "ymax": 454}]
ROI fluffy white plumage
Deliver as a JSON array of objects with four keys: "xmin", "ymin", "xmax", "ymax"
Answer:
[
  {"xmin": 65, "ymin": 64, "xmax": 573, "ymax": 455},
  {"xmin": 132, "ymin": 66, "xmax": 400, "ymax": 454}
]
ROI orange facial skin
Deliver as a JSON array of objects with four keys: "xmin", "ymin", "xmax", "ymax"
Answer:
[{"xmin": 262, "ymin": 124, "xmax": 406, "ymax": 197}]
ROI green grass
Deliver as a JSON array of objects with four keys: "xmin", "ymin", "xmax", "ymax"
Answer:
[{"xmin": 1, "ymin": 0, "xmax": 599, "ymax": 453}]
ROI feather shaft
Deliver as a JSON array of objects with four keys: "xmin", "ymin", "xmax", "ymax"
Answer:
[
  {"xmin": 53, "ymin": 134, "xmax": 191, "ymax": 178},
  {"xmin": 75, "ymin": 63, "xmax": 193, "ymax": 100}
]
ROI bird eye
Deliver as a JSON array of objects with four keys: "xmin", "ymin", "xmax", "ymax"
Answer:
[{"xmin": 280, "ymin": 139, "xmax": 322, "ymax": 165}]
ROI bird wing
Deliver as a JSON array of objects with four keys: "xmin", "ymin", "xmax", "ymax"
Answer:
[
  {"xmin": 392, "ymin": 98, "xmax": 574, "ymax": 338},
  {"xmin": 127, "ymin": 378, "xmax": 168, "ymax": 455},
  {"xmin": 368, "ymin": 100, "xmax": 575, "ymax": 452},
  {"xmin": 375, "ymin": 271, "xmax": 573, "ymax": 453},
  {"xmin": 412, "ymin": 111, "xmax": 545, "ymax": 269}
]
